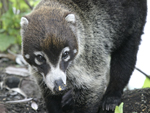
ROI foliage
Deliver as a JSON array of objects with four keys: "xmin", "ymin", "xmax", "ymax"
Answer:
[
  {"xmin": 142, "ymin": 77, "xmax": 150, "ymax": 88},
  {"xmin": 115, "ymin": 102, "xmax": 124, "ymax": 113},
  {"xmin": 0, "ymin": 3, "xmax": 20, "ymax": 52},
  {"xmin": 0, "ymin": 0, "xmax": 40, "ymax": 52}
]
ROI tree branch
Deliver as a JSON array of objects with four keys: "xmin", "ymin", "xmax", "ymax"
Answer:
[
  {"xmin": 24, "ymin": 0, "xmax": 33, "ymax": 10},
  {"xmin": 135, "ymin": 67, "xmax": 150, "ymax": 79}
]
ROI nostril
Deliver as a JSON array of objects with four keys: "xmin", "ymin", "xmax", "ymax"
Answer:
[{"xmin": 54, "ymin": 79, "xmax": 67, "ymax": 92}]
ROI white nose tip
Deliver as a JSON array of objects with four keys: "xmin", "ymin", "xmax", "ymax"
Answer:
[{"xmin": 45, "ymin": 67, "xmax": 67, "ymax": 92}]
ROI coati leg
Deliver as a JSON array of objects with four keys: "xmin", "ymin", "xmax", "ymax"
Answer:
[
  {"xmin": 40, "ymin": 82, "xmax": 63, "ymax": 113},
  {"xmin": 42, "ymin": 85, "xmax": 74, "ymax": 113},
  {"xmin": 44, "ymin": 90, "xmax": 75, "ymax": 113},
  {"xmin": 73, "ymin": 88, "xmax": 104, "ymax": 113},
  {"xmin": 101, "ymin": 35, "xmax": 140, "ymax": 111},
  {"xmin": 44, "ymin": 94, "xmax": 63, "ymax": 113},
  {"xmin": 61, "ymin": 89, "xmax": 74, "ymax": 112},
  {"xmin": 40, "ymin": 82, "xmax": 66, "ymax": 113}
]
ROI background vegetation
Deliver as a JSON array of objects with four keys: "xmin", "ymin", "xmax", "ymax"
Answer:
[{"xmin": 0, "ymin": 0, "xmax": 40, "ymax": 52}]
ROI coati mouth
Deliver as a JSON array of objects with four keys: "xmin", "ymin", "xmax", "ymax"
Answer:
[
  {"xmin": 45, "ymin": 68, "xmax": 67, "ymax": 93},
  {"xmin": 54, "ymin": 79, "xmax": 67, "ymax": 92}
]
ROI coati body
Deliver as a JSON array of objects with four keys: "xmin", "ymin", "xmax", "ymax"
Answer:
[{"xmin": 21, "ymin": 0, "xmax": 147, "ymax": 113}]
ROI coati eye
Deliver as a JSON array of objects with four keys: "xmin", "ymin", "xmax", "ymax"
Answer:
[
  {"xmin": 34, "ymin": 51, "xmax": 46, "ymax": 65},
  {"xmin": 62, "ymin": 47, "xmax": 70, "ymax": 62},
  {"xmin": 36, "ymin": 55, "xmax": 46, "ymax": 63},
  {"xmin": 62, "ymin": 51, "xmax": 69, "ymax": 59}
]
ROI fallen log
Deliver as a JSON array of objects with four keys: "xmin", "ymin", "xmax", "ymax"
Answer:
[{"xmin": 99, "ymin": 88, "xmax": 150, "ymax": 113}]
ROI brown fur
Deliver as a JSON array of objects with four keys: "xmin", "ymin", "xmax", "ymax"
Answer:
[{"xmin": 22, "ymin": 4, "xmax": 78, "ymax": 58}]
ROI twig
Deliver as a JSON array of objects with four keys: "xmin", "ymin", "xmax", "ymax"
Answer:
[
  {"xmin": 135, "ymin": 67, "xmax": 150, "ymax": 79},
  {"xmin": 5, "ymin": 98, "xmax": 32, "ymax": 104},
  {"xmin": 0, "ymin": 53, "xmax": 16, "ymax": 61},
  {"xmin": 24, "ymin": 0, "xmax": 33, "ymax": 10}
]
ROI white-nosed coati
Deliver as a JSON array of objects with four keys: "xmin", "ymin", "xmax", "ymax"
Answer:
[{"xmin": 20, "ymin": 0, "xmax": 147, "ymax": 113}]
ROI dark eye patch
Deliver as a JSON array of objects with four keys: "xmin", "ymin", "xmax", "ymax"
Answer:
[{"xmin": 36, "ymin": 55, "xmax": 46, "ymax": 64}]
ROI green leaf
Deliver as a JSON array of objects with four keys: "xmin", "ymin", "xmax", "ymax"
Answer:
[
  {"xmin": 142, "ymin": 77, "xmax": 150, "ymax": 88},
  {"xmin": 115, "ymin": 102, "xmax": 124, "ymax": 113},
  {"xmin": 0, "ymin": 34, "xmax": 15, "ymax": 52},
  {"xmin": 0, "ymin": 2, "xmax": 2, "ymax": 8}
]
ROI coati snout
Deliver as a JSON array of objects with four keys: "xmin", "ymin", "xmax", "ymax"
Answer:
[
  {"xmin": 20, "ymin": 8, "xmax": 78, "ymax": 93},
  {"xmin": 54, "ymin": 79, "xmax": 67, "ymax": 92}
]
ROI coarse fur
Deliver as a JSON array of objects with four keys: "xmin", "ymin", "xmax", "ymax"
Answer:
[{"xmin": 21, "ymin": 0, "xmax": 147, "ymax": 113}]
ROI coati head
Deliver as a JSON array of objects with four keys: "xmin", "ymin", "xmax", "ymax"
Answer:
[{"xmin": 20, "ymin": 7, "xmax": 78, "ymax": 93}]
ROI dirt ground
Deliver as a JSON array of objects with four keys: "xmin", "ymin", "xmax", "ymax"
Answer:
[{"xmin": 0, "ymin": 59, "xmax": 47, "ymax": 113}]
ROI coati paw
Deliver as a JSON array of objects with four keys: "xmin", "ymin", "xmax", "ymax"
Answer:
[
  {"xmin": 61, "ymin": 89, "xmax": 74, "ymax": 111},
  {"xmin": 101, "ymin": 96, "xmax": 121, "ymax": 111}
]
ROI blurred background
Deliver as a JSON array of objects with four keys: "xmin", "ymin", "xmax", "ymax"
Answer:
[{"xmin": 0, "ymin": 0, "xmax": 40, "ymax": 53}]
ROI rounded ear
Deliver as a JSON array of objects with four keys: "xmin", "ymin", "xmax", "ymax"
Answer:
[
  {"xmin": 20, "ymin": 17, "xmax": 29, "ymax": 28},
  {"xmin": 65, "ymin": 14, "xmax": 76, "ymax": 24},
  {"xmin": 65, "ymin": 13, "xmax": 77, "ymax": 35},
  {"xmin": 20, "ymin": 17, "xmax": 29, "ymax": 38}
]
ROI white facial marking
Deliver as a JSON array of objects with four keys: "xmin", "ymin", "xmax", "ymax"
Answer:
[
  {"xmin": 32, "ymin": 66, "xmax": 38, "ymax": 71},
  {"xmin": 64, "ymin": 56, "xmax": 70, "ymax": 62},
  {"xmin": 25, "ymin": 54, "xmax": 30, "ymax": 59},
  {"xmin": 45, "ymin": 66, "xmax": 66, "ymax": 92},
  {"xmin": 20, "ymin": 17, "xmax": 29, "ymax": 27},
  {"xmin": 65, "ymin": 14, "xmax": 76, "ymax": 23},
  {"xmin": 73, "ymin": 49, "xmax": 77, "ymax": 54},
  {"xmin": 34, "ymin": 51, "xmax": 43, "ymax": 56},
  {"xmin": 41, "ymin": 72, "xmax": 45, "ymax": 82},
  {"xmin": 63, "ymin": 47, "xmax": 70, "ymax": 52},
  {"xmin": 34, "ymin": 58, "xmax": 43, "ymax": 65}
]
